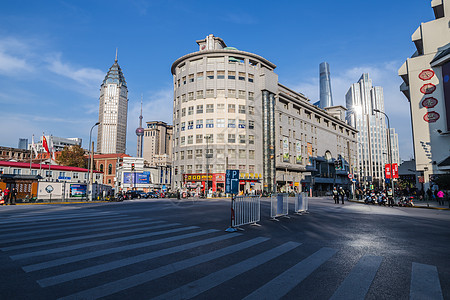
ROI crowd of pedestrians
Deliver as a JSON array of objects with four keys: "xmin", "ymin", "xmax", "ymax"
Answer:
[{"xmin": 0, "ymin": 187, "xmax": 17, "ymax": 205}]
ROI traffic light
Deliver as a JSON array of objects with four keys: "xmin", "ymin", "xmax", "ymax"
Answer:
[
  {"xmin": 334, "ymin": 160, "xmax": 339, "ymax": 169},
  {"xmin": 131, "ymin": 163, "xmax": 135, "ymax": 171}
]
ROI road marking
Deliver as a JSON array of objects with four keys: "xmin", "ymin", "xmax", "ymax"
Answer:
[
  {"xmin": 2, "ymin": 220, "xmax": 165, "ymax": 251},
  {"xmin": 38, "ymin": 232, "xmax": 241, "ymax": 287},
  {"xmin": 59, "ymin": 237, "xmax": 269, "ymax": 300},
  {"xmin": 10, "ymin": 225, "xmax": 196, "ymax": 260},
  {"xmin": 330, "ymin": 255, "xmax": 382, "ymax": 300},
  {"xmin": 153, "ymin": 241, "xmax": 301, "ymax": 300},
  {"xmin": 0, "ymin": 212, "xmax": 119, "ymax": 225},
  {"xmin": 410, "ymin": 262, "xmax": 443, "ymax": 300},
  {"xmin": 24, "ymin": 229, "xmax": 219, "ymax": 272},
  {"xmin": 243, "ymin": 247, "xmax": 337, "ymax": 300}
]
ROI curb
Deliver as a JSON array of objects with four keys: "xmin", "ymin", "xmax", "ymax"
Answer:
[
  {"xmin": 11, "ymin": 201, "xmax": 109, "ymax": 205},
  {"xmin": 347, "ymin": 199, "xmax": 450, "ymax": 210}
]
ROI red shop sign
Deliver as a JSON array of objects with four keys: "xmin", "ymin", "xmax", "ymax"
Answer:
[
  {"xmin": 420, "ymin": 83, "xmax": 436, "ymax": 94},
  {"xmin": 418, "ymin": 69, "xmax": 435, "ymax": 81},
  {"xmin": 421, "ymin": 97, "xmax": 438, "ymax": 108},
  {"xmin": 423, "ymin": 111, "xmax": 440, "ymax": 123}
]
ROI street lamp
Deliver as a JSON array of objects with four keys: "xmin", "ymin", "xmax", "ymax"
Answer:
[
  {"xmin": 373, "ymin": 109, "xmax": 395, "ymax": 197},
  {"xmin": 88, "ymin": 121, "xmax": 100, "ymax": 201},
  {"xmin": 204, "ymin": 135, "xmax": 212, "ymax": 196}
]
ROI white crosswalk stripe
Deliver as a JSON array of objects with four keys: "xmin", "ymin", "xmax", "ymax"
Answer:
[{"xmin": 0, "ymin": 207, "xmax": 445, "ymax": 299}]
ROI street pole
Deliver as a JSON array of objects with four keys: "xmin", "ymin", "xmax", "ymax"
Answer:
[
  {"xmin": 205, "ymin": 135, "xmax": 210, "ymax": 196},
  {"xmin": 88, "ymin": 122, "xmax": 100, "ymax": 201},
  {"xmin": 374, "ymin": 109, "xmax": 395, "ymax": 198}
]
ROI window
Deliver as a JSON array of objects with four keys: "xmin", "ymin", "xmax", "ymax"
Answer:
[
  {"xmin": 181, "ymin": 122, "xmax": 185, "ymax": 131},
  {"xmin": 188, "ymin": 120, "xmax": 194, "ymax": 129},
  {"xmin": 248, "ymin": 120, "xmax": 255, "ymax": 129},
  {"xmin": 187, "ymin": 135, "xmax": 193, "ymax": 144},
  {"xmin": 187, "ymin": 165, "xmax": 192, "ymax": 172},
  {"xmin": 180, "ymin": 151, "xmax": 185, "ymax": 160},
  {"xmin": 228, "ymin": 119, "xmax": 236, "ymax": 128},
  {"xmin": 207, "ymin": 71, "xmax": 214, "ymax": 79},
  {"xmin": 239, "ymin": 165, "xmax": 246, "ymax": 172},
  {"xmin": 181, "ymin": 136, "xmax": 185, "ymax": 145},
  {"xmin": 196, "ymin": 134, "xmax": 203, "ymax": 144},
  {"xmin": 239, "ymin": 135, "xmax": 246, "ymax": 144},
  {"xmin": 100, "ymin": 164, "xmax": 104, "ymax": 172},
  {"xmin": 228, "ymin": 149, "xmax": 236, "ymax": 158},
  {"xmin": 249, "ymin": 165, "xmax": 255, "ymax": 173},
  {"xmin": 197, "ymin": 72, "xmax": 204, "ymax": 80},
  {"xmin": 248, "ymin": 106, "xmax": 254, "ymax": 115},
  {"xmin": 59, "ymin": 172, "xmax": 65, "ymax": 177},
  {"xmin": 188, "ymin": 92, "xmax": 194, "ymax": 101},
  {"xmin": 228, "ymin": 104, "xmax": 236, "ymax": 113},
  {"xmin": 197, "ymin": 90, "xmax": 204, "ymax": 99},
  {"xmin": 195, "ymin": 164, "xmax": 202, "ymax": 173},
  {"xmin": 187, "ymin": 150, "xmax": 193, "ymax": 159},
  {"xmin": 217, "ymin": 103, "xmax": 225, "ymax": 112},
  {"xmin": 108, "ymin": 164, "xmax": 112, "ymax": 175},
  {"xmin": 249, "ymin": 150, "xmax": 255, "ymax": 159},
  {"xmin": 195, "ymin": 149, "xmax": 203, "ymax": 158},
  {"xmin": 206, "ymin": 89, "xmax": 214, "ymax": 97},
  {"xmin": 206, "ymin": 104, "xmax": 214, "ymax": 113},
  {"xmin": 239, "ymin": 149, "xmax": 246, "ymax": 158},
  {"xmin": 188, "ymin": 106, "xmax": 194, "ymax": 115},
  {"xmin": 182, "ymin": 94, "xmax": 187, "ymax": 102},
  {"xmin": 196, "ymin": 105, "xmax": 203, "ymax": 114},
  {"xmin": 13, "ymin": 169, "xmax": 21, "ymax": 175},
  {"xmin": 188, "ymin": 74, "xmax": 194, "ymax": 83},
  {"xmin": 206, "ymin": 119, "xmax": 214, "ymax": 128},
  {"xmin": 73, "ymin": 172, "xmax": 78, "ymax": 179},
  {"xmin": 238, "ymin": 90, "xmax": 245, "ymax": 99},
  {"xmin": 217, "ymin": 149, "xmax": 224, "ymax": 159},
  {"xmin": 238, "ymin": 119, "xmax": 246, "ymax": 128},
  {"xmin": 182, "ymin": 76, "xmax": 186, "ymax": 85},
  {"xmin": 46, "ymin": 170, "xmax": 52, "ymax": 177},
  {"xmin": 238, "ymin": 72, "xmax": 245, "ymax": 80},
  {"xmin": 181, "ymin": 108, "xmax": 186, "ymax": 117},
  {"xmin": 238, "ymin": 105, "xmax": 246, "ymax": 114},
  {"xmin": 217, "ymin": 133, "xmax": 225, "ymax": 142},
  {"xmin": 228, "ymin": 71, "xmax": 235, "ymax": 80},
  {"xmin": 248, "ymin": 74, "xmax": 254, "ymax": 82},
  {"xmin": 248, "ymin": 92, "xmax": 254, "ymax": 100},
  {"xmin": 228, "ymin": 134, "xmax": 236, "ymax": 143},
  {"xmin": 177, "ymin": 79, "xmax": 180, "ymax": 87},
  {"xmin": 217, "ymin": 118, "xmax": 225, "ymax": 127},
  {"xmin": 217, "ymin": 70, "xmax": 225, "ymax": 79},
  {"xmin": 217, "ymin": 89, "xmax": 225, "ymax": 97},
  {"xmin": 227, "ymin": 89, "xmax": 235, "ymax": 98},
  {"xmin": 205, "ymin": 134, "xmax": 213, "ymax": 143},
  {"xmin": 196, "ymin": 119, "xmax": 203, "ymax": 129},
  {"xmin": 249, "ymin": 135, "xmax": 255, "ymax": 144}
]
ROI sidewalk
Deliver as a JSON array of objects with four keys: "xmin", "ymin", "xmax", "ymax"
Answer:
[{"xmin": 348, "ymin": 198, "xmax": 450, "ymax": 210}]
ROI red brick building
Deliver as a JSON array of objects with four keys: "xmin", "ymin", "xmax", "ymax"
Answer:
[{"xmin": 93, "ymin": 153, "xmax": 131, "ymax": 188}]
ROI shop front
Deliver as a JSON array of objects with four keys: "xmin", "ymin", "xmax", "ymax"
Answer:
[{"xmin": 183, "ymin": 173, "xmax": 225, "ymax": 193}]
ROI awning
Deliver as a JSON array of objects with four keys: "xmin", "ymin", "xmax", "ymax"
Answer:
[
  {"xmin": 437, "ymin": 156, "xmax": 450, "ymax": 169},
  {"xmin": 0, "ymin": 174, "xmax": 43, "ymax": 180},
  {"xmin": 431, "ymin": 43, "xmax": 450, "ymax": 67}
]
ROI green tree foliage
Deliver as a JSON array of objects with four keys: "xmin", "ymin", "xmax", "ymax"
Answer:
[
  {"xmin": 56, "ymin": 145, "xmax": 88, "ymax": 168},
  {"xmin": 434, "ymin": 174, "xmax": 450, "ymax": 190}
]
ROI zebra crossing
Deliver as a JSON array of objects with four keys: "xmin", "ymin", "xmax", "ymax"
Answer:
[{"xmin": 0, "ymin": 205, "xmax": 444, "ymax": 299}]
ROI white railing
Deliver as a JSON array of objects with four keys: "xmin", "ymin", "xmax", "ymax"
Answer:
[
  {"xmin": 295, "ymin": 192, "xmax": 309, "ymax": 214},
  {"xmin": 270, "ymin": 193, "xmax": 289, "ymax": 220},
  {"xmin": 232, "ymin": 195, "xmax": 261, "ymax": 228}
]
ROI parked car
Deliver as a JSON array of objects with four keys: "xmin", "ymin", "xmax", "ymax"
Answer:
[
  {"xmin": 136, "ymin": 191, "xmax": 148, "ymax": 199},
  {"xmin": 146, "ymin": 191, "xmax": 159, "ymax": 198},
  {"xmin": 125, "ymin": 190, "xmax": 139, "ymax": 199}
]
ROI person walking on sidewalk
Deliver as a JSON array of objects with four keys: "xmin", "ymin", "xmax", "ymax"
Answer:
[
  {"xmin": 10, "ymin": 187, "xmax": 17, "ymax": 205},
  {"xmin": 3, "ymin": 187, "xmax": 10, "ymax": 205},
  {"xmin": 339, "ymin": 187, "xmax": 345, "ymax": 204},
  {"xmin": 387, "ymin": 188, "xmax": 394, "ymax": 207},
  {"xmin": 332, "ymin": 187, "xmax": 339, "ymax": 204},
  {"xmin": 437, "ymin": 190, "xmax": 444, "ymax": 206}
]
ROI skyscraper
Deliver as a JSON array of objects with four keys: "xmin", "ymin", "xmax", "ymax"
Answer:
[
  {"xmin": 18, "ymin": 138, "xmax": 28, "ymax": 150},
  {"xmin": 136, "ymin": 97, "xmax": 144, "ymax": 158},
  {"xmin": 142, "ymin": 121, "xmax": 173, "ymax": 167},
  {"xmin": 319, "ymin": 62, "xmax": 333, "ymax": 108},
  {"xmin": 346, "ymin": 73, "xmax": 390, "ymax": 188},
  {"xmin": 97, "ymin": 52, "xmax": 128, "ymax": 154}
]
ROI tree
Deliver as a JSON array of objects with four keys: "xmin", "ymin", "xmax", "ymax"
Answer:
[
  {"xmin": 56, "ymin": 145, "xmax": 88, "ymax": 168},
  {"xmin": 433, "ymin": 174, "xmax": 450, "ymax": 190}
]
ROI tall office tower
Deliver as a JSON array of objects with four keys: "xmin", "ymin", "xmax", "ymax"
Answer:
[
  {"xmin": 136, "ymin": 98, "xmax": 144, "ymax": 157},
  {"xmin": 142, "ymin": 121, "xmax": 173, "ymax": 167},
  {"xmin": 390, "ymin": 128, "xmax": 400, "ymax": 165},
  {"xmin": 18, "ymin": 138, "xmax": 28, "ymax": 150},
  {"xmin": 319, "ymin": 62, "xmax": 333, "ymax": 108},
  {"xmin": 97, "ymin": 53, "xmax": 128, "ymax": 154},
  {"xmin": 346, "ymin": 73, "xmax": 390, "ymax": 188}
]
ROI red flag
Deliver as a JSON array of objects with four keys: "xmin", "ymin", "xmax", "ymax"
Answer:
[
  {"xmin": 385, "ymin": 164, "xmax": 391, "ymax": 179},
  {"xmin": 392, "ymin": 163, "xmax": 398, "ymax": 179},
  {"xmin": 42, "ymin": 135, "xmax": 50, "ymax": 155}
]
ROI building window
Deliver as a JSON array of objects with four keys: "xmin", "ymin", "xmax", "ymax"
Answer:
[
  {"xmin": 248, "ymin": 106, "xmax": 254, "ymax": 115},
  {"xmin": 228, "ymin": 149, "xmax": 236, "ymax": 158},
  {"xmin": 188, "ymin": 106, "xmax": 194, "ymax": 115},
  {"xmin": 188, "ymin": 92, "xmax": 194, "ymax": 101},
  {"xmin": 238, "ymin": 72, "xmax": 245, "ymax": 81},
  {"xmin": 217, "ymin": 133, "xmax": 225, "ymax": 142},
  {"xmin": 188, "ymin": 74, "xmax": 194, "ymax": 83},
  {"xmin": 248, "ymin": 74, "xmax": 254, "ymax": 82},
  {"xmin": 180, "ymin": 151, "xmax": 185, "ymax": 160},
  {"xmin": 181, "ymin": 122, "xmax": 185, "ymax": 131},
  {"xmin": 100, "ymin": 164, "xmax": 104, "ymax": 172},
  {"xmin": 181, "ymin": 108, "xmax": 186, "ymax": 117},
  {"xmin": 46, "ymin": 170, "xmax": 52, "ymax": 177},
  {"xmin": 238, "ymin": 119, "xmax": 246, "ymax": 128},
  {"xmin": 188, "ymin": 135, "xmax": 193, "ymax": 145},
  {"xmin": 197, "ymin": 72, "xmax": 203, "ymax": 80},
  {"xmin": 197, "ymin": 105, "xmax": 203, "ymax": 114},
  {"xmin": 228, "ymin": 71, "xmax": 235, "ymax": 80},
  {"xmin": 195, "ymin": 149, "xmax": 203, "ymax": 158},
  {"xmin": 188, "ymin": 120, "xmax": 194, "ymax": 130},
  {"xmin": 206, "ymin": 119, "xmax": 214, "ymax": 128},
  {"xmin": 217, "ymin": 118, "xmax": 225, "ymax": 127},
  {"xmin": 108, "ymin": 179, "xmax": 111, "ymax": 184},
  {"xmin": 239, "ymin": 165, "xmax": 246, "ymax": 172},
  {"xmin": 108, "ymin": 164, "xmax": 112, "ymax": 175},
  {"xmin": 228, "ymin": 134, "xmax": 236, "ymax": 143},
  {"xmin": 197, "ymin": 90, "xmax": 204, "ymax": 99},
  {"xmin": 196, "ymin": 119, "xmax": 203, "ymax": 129},
  {"xmin": 228, "ymin": 119, "xmax": 236, "ymax": 128},
  {"xmin": 238, "ymin": 90, "xmax": 245, "ymax": 99},
  {"xmin": 196, "ymin": 134, "xmax": 203, "ymax": 144},
  {"xmin": 187, "ymin": 165, "xmax": 192, "ymax": 172},
  {"xmin": 238, "ymin": 105, "xmax": 246, "ymax": 114},
  {"xmin": 217, "ymin": 149, "xmax": 224, "ymax": 159},
  {"xmin": 239, "ymin": 149, "xmax": 246, "ymax": 159},
  {"xmin": 239, "ymin": 135, "xmax": 246, "ymax": 144},
  {"xmin": 31, "ymin": 170, "xmax": 37, "ymax": 175},
  {"xmin": 248, "ymin": 92, "xmax": 254, "ymax": 100},
  {"xmin": 182, "ymin": 76, "xmax": 186, "ymax": 85},
  {"xmin": 181, "ymin": 136, "xmax": 185, "ymax": 145},
  {"xmin": 187, "ymin": 150, "xmax": 193, "ymax": 159},
  {"xmin": 249, "ymin": 120, "xmax": 255, "ymax": 129},
  {"xmin": 217, "ymin": 70, "xmax": 225, "ymax": 79},
  {"xmin": 249, "ymin": 135, "xmax": 255, "ymax": 144},
  {"xmin": 195, "ymin": 164, "xmax": 202, "ymax": 173},
  {"xmin": 217, "ymin": 103, "xmax": 225, "ymax": 112},
  {"xmin": 216, "ymin": 164, "xmax": 225, "ymax": 172},
  {"xmin": 206, "ymin": 89, "xmax": 214, "ymax": 98},
  {"xmin": 227, "ymin": 89, "xmax": 235, "ymax": 98},
  {"xmin": 205, "ymin": 134, "xmax": 214, "ymax": 143},
  {"xmin": 207, "ymin": 71, "xmax": 214, "ymax": 80},
  {"xmin": 228, "ymin": 104, "xmax": 236, "ymax": 113},
  {"xmin": 206, "ymin": 104, "xmax": 214, "ymax": 113},
  {"xmin": 13, "ymin": 169, "xmax": 21, "ymax": 175}
]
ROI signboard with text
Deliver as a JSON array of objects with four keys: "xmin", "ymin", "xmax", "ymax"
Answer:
[{"xmin": 225, "ymin": 170, "xmax": 240, "ymax": 195}]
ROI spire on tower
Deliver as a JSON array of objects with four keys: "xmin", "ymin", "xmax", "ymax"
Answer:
[{"xmin": 115, "ymin": 48, "xmax": 118, "ymax": 62}]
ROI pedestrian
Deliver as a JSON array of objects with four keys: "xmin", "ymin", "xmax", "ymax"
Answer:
[
  {"xmin": 426, "ymin": 188, "xmax": 432, "ymax": 201},
  {"xmin": 0, "ymin": 189, "xmax": 4, "ymax": 205},
  {"xmin": 3, "ymin": 187, "xmax": 10, "ymax": 205},
  {"xmin": 339, "ymin": 187, "xmax": 345, "ymax": 204},
  {"xmin": 332, "ymin": 187, "xmax": 339, "ymax": 204},
  {"xmin": 387, "ymin": 188, "xmax": 394, "ymax": 207},
  {"xmin": 437, "ymin": 190, "xmax": 444, "ymax": 205},
  {"xmin": 10, "ymin": 187, "xmax": 17, "ymax": 205}
]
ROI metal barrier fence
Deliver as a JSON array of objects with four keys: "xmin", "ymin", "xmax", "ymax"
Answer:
[
  {"xmin": 295, "ymin": 192, "xmax": 309, "ymax": 214},
  {"xmin": 232, "ymin": 195, "xmax": 261, "ymax": 228},
  {"xmin": 270, "ymin": 193, "xmax": 289, "ymax": 220}
]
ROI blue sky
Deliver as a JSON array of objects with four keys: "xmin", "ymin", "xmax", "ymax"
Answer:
[{"xmin": 0, "ymin": 0, "xmax": 434, "ymax": 160}]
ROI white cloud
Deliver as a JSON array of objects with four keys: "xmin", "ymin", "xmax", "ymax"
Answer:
[{"xmin": 0, "ymin": 37, "xmax": 35, "ymax": 75}]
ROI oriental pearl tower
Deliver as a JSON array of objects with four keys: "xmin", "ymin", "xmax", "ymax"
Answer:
[{"xmin": 136, "ymin": 96, "xmax": 144, "ymax": 157}]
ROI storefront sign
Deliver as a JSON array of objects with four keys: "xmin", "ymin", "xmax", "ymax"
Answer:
[
  {"xmin": 420, "ymin": 83, "xmax": 436, "ymax": 94},
  {"xmin": 423, "ymin": 111, "xmax": 440, "ymax": 123},
  {"xmin": 184, "ymin": 173, "xmax": 213, "ymax": 181},
  {"xmin": 282, "ymin": 137, "xmax": 289, "ymax": 162},
  {"xmin": 418, "ymin": 69, "xmax": 435, "ymax": 81},
  {"xmin": 295, "ymin": 140, "xmax": 302, "ymax": 164},
  {"xmin": 421, "ymin": 97, "xmax": 438, "ymax": 108}
]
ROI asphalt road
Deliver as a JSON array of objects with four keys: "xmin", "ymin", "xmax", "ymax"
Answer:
[{"xmin": 0, "ymin": 196, "xmax": 448, "ymax": 299}]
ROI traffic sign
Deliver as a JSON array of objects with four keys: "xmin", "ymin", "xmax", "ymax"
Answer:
[
  {"xmin": 225, "ymin": 170, "xmax": 240, "ymax": 195},
  {"xmin": 348, "ymin": 173, "xmax": 353, "ymax": 179}
]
